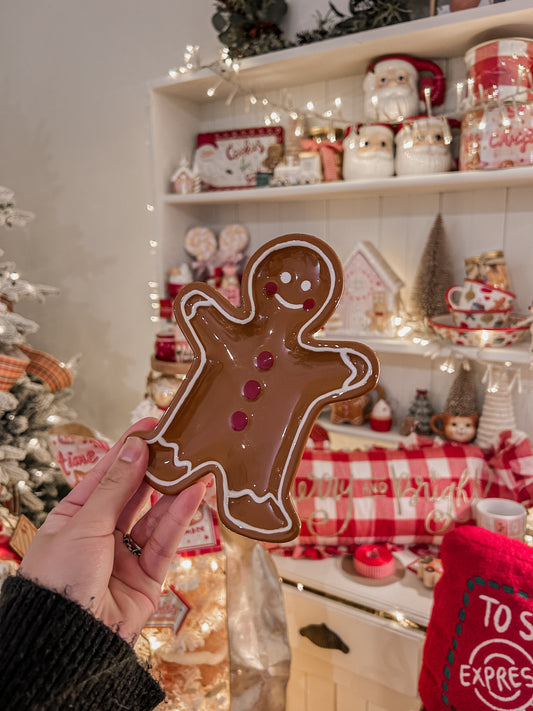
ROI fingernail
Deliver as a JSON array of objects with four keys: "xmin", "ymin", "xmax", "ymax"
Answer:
[{"xmin": 119, "ymin": 437, "xmax": 144, "ymax": 463}]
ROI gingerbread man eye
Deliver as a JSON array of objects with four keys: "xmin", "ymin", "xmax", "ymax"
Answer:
[
  {"xmin": 280, "ymin": 272, "xmax": 292, "ymax": 284},
  {"xmin": 301, "ymin": 280, "xmax": 312, "ymax": 292}
]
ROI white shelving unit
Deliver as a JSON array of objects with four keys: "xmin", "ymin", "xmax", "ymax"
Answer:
[
  {"xmin": 164, "ymin": 164, "xmax": 533, "ymax": 204},
  {"xmin": 149, "ymin": 5, "xmax": 533, "ymax": 708}
]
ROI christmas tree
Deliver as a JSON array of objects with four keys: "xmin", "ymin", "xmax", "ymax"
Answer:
[
  {"xmin": 410, "ymin": 213, "xmax": 453, "ymax": 323},
  {"xmin": 444, "ymin": 361, "xmax": 477, "ymax": 417},
  {"xmin": 0, "ymin": 187, "xmax": 75, "ymax": 528}
]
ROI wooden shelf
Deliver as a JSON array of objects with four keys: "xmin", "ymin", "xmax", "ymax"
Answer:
[
  {"xmin": 163, "ymin": 165, "xmax": 533, "ymax": 204},
  {"xmin": 318, "ymin": 417, "xmax": 405, "ymax": 446},
  {"xmin": 363, "ymin": 335, "xmax": 532, "ymax": 364},
  {"xmin": 152, "ymin": 1, "xmax": 533, "ymax": 101}
]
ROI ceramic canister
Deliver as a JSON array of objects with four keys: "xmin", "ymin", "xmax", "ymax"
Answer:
[
  {"xmin": 460, "ymin": 103, "xmax": 533, "ymax": 171},
  {"xmin": 465, "ymin": 38, "xmax": 533, "ymax": 106}
]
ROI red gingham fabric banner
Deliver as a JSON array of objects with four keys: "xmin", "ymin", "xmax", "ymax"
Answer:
[{"xmin": 266, "ymin": 432, "xmax": 533, "ymax": 556}]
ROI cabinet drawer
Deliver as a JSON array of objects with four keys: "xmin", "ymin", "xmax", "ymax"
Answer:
[{"xmin": 282, "ymin": 583, "xmax": 425, "ymax": 698}]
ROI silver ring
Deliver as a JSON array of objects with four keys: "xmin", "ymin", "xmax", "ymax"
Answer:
[{"xmin": 123, "ymin": 532, "xmax": 143, "ymax": 556}]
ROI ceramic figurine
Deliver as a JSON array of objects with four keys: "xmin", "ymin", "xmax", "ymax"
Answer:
[
  {"xmin": 342, "ymin": 124, "xmax": 394, "ymax": 180},
  {"xmin": 395, "ymin": 116, "xmax": 453, "ymax": 176},
  {"xmin": 363, "ymin": 54, "xmax": 445, "ymax": 123}
]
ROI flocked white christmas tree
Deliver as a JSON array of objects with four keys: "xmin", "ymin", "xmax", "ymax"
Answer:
[{"xmin": 0, "ymin": 187, "xmax": 77, "ymax": 527}]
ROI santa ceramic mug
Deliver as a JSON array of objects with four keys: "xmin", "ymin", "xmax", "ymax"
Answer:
[
  {"xmin": 395, "ymin": 115, "xmax": 453, "ymax": 176},
  {"xmin": 475, "ymin": 498, "xmax": 526, "ymax": 541},
  {"xmin": 446, "ymin": 279, "xmax": 516, "ymax": 311},
  {"xmin": 342, "ymin": 124, "xmax": 394, "ymax": 180},
  {"xmin": 363, "ymin": 54, "xmax": 446, "ymax": 123}
]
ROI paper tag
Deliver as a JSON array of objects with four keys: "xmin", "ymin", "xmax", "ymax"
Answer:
[
  {"xmin": 49, "ymin": 433, "xmax": 111, "ymax": 487},
  {"xmin": 144, "ymin": 584, "xmax": 191, "ymax": 634},
  {"xmin": 9, "ymin": 515, "xmax": 37, "ymax": 558},
  {"xmin": 177, "ymin": 503, "xmax": 222, "ymax": 556}
]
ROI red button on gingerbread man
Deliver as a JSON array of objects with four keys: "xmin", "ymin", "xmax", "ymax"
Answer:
[{"xmin": 134, "ymin": 234, "xmax": 379, "ymax": 542}]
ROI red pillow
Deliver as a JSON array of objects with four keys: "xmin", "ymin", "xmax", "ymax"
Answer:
[{"xmin": 418, "ymin": 525, "xmax": 533, "ymax": 711}]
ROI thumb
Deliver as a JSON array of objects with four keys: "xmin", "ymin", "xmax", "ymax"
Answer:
[{"xmin": 75, "ymin": 437, "xmax": 149, "ymax": 532}]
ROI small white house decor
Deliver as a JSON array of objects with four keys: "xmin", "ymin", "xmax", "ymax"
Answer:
[{"xmin": 330, "ymin": 241, "xmax": 404, "ymax": 336}]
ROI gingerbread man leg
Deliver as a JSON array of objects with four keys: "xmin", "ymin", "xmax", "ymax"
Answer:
[
  {"xmin": 223, "ymin": 490, "xmax": 299, "ymax": 541},
  {"xmin": 136, "ymin": 434, "xmax": 214, "ymax": 496}
]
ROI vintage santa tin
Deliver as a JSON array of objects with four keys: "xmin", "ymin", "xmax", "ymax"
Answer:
[
  {"xmin": 465, "ymin": 38, "xmax": 533, "ymax": 106},
  {"xmin": 459, "ymin": 103, "xmax": 533, "ymax": 171}
]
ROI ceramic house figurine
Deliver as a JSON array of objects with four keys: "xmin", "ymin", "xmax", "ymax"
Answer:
[
  {"xmin": 171, "ymin": 157, "xmax": 200, "ymax": 194},
  {"xmin": 329, "ymin": 241, "xmax": 404, "ymax": 336}
]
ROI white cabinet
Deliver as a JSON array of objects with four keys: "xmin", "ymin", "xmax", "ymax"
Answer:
[{"xmin": 274, "ymin": 554, "xmax": 432, "ymax": 711}]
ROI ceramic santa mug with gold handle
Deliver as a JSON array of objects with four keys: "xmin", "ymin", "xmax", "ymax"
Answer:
[{"xmin": 446, "ymin": 279, "xmax": 515, "ymax": 311}]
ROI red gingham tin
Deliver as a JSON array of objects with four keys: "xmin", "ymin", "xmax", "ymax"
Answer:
[{"xmin": 465, "ymin": 38, "xmax": 533, "ymax": 106}]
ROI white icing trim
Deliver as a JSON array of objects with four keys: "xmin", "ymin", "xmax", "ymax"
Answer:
[
  {"xmin": 144, "ymin": 238, "xmax": 376, "ymax": 537},
  {"xmin": 274, "ymin": 293, "xmax": 304, "ymax": 310}
]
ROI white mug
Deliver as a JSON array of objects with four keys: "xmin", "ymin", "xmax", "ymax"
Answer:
[{"xmin": 475, "ymin": 498, "xmax": 526, "ymax": 541}]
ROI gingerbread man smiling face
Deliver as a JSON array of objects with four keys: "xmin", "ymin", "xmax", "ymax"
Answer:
[
  {"xmin": 251, "ymin": 241, "xmax": 338, "ymax": 330},
  {"xmin": 134, "ymin": 234, "xmax": 379, "ymax": 543}
]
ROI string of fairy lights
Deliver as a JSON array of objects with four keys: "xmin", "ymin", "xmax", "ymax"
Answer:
[{"xmin": 165, "ymin": 44, "xmax": 533, "ymax": 132}]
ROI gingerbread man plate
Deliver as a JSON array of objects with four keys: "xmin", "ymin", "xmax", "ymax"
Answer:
[{"xmin": 134, "ymin": 233, "xmax": 379, "ymax": 542}]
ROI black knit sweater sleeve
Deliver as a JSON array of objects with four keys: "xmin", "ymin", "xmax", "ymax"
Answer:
[{"xmin": 0, "ymin": 575, "xmax": 165, "ymax": 711}]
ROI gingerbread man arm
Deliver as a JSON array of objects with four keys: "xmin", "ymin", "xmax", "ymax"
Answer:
[
  {"xmin": 175, "ymin": 282, "xmax": 246, "ymax": 350},
  {"xmin": 301, "ymin": 337, "xmax": 380, "ymax": 405}
]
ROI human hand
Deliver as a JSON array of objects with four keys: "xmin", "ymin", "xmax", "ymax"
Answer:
[{"xmin": 19, "ymin": 417, "xmax": 205, "ymax": 644}]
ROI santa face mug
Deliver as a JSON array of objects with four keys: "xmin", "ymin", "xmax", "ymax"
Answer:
[
  {"xmin": 363, "ymin": 54, "xmax": 446, "ymax": 124},
  {"xmin": 342, "ymin": 124, "xmax": 395, "ymax": 180},
  {"xmin": 395, "ymin": 116, "xmax": 453, "ymax": 176}
]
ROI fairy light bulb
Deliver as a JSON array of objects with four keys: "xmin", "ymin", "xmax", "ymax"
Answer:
[
  {"xmin": 168, "ymin": 68, "xmax": 179, "ymax": 79},
  {"xmin": 306, "ymin": 100, "xmax": 314, "ymax": 111}
]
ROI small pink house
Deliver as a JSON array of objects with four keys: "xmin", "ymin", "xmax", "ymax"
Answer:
[{"xmin": 330, "ymin": 241, "xmax": 404, "ymax": 336}]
